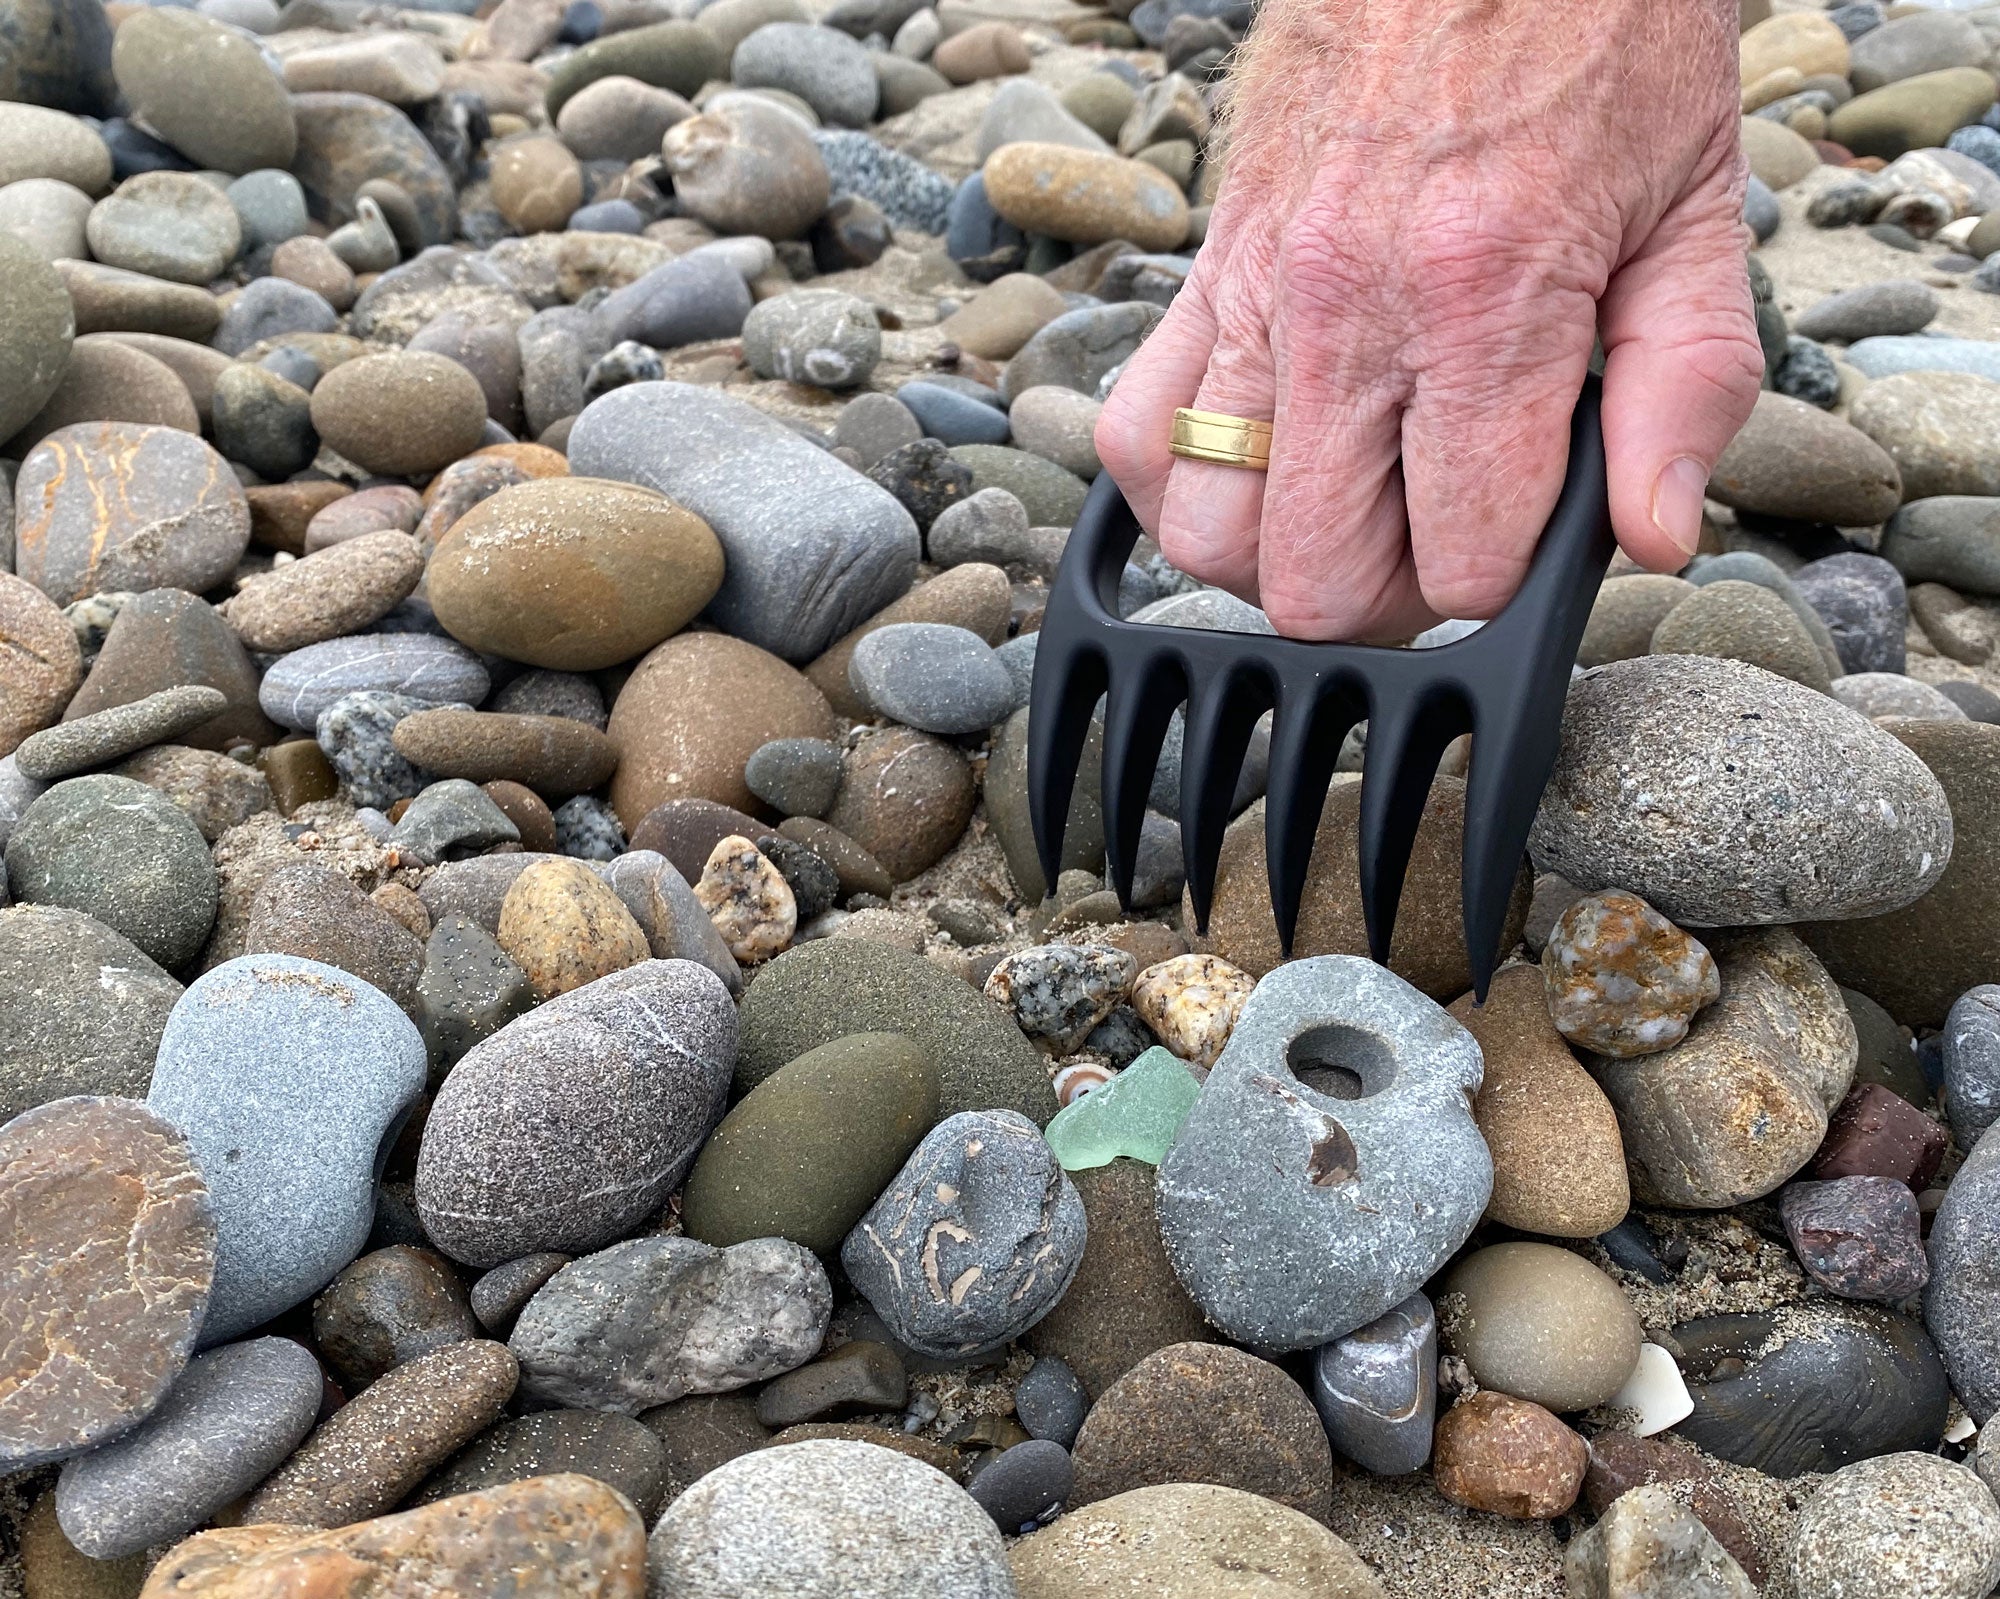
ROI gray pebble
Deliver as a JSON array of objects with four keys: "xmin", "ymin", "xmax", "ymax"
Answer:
[
  {"xmin": 1014, "ymin": 1356, "xmax": 1087, "ymax": 1448},
  {"xmin": 898, "ymin": 380, "xmax": 1010, "ymax": 445},
  {"xmin": 259, "ymin": 632, "xmax": 490, "ymax": 732},
  {"xmin": 492, "ymin": 669, "xmax": 607, "ymax": 730},
  {"xmin": 316, "ymin": 690, "xmax": 442, "ymax": 812},
  {"xmin": 1945, "ymin": 985, "xmax": 2000, "ymax": 1150},
  {"xmin": 1792, "ymin": 552, "xmax": 1908, "ymax": 675},
  {"xmin": 843, "ymin": 1109, "xmax": 1086, "ymax": 1359},
  {"xmin": 597, "ymin": 252, "xmax": 753, "ymax": 351},
  {"xmin": 969, "ymin": 1439, "xmax": 1072, "ymax": 1531},
  {"xmin": 5, "ymin": 774, "xmax": 217, "ymax": 970},
  {"xmin": 54, "ymin": 1337, "xmax": 323, "ymax": 1560},
  {"xmin": 1001, "ymin": 302, "xmax": 1164, "ymax": 403},
  {"xmin": 849, "ymin": 621, "xmax": 1016, "ymax": 735},
  {"xmin": 745, "ymin": 736, "xmax": 842, "ymax": 818},
  {"xmin": 814, "ymin": 129, "xmax": 953, "ymax": 231},
  {"xmin": 211, "ymin": 275, "xmax": 338, "ymax": 358},
  {"xmin": 415, "ymin": 960, "xmax": 737, "ymax": 1266},
  {"xmin": 1926, "ymin": 1121, "xmax": 2000, "ymax": 1422},
  {"xmin": 1529, "ymin": 655, "xmax": 1952, "ymax": 926},
  {"xmin": 1792, "ymin": 279, "xmax": 1939, "ymax": 343},
  {"xmin": 13, "ymin": 685, "xmax": 227, "ymax": 781},
  {"xmin": 832, "ymin": 391, "xmax": 922, "ymax": 468},
  {"xmin": 511, "ymin": 1234, "xmax": 831, "ymax": 1411},
  {"xmin": 149, "ymin": 953, "xmax": 427, "ymax": 1342},
  {"xmin": 733, "ymin": 23, "xmax": 878, "ymax": 126},
  {"xmin": 392, "ymin": 778, "xmax": 519, "ymax": 863},
  {"xmin": 1311, "ymin": 1291, "xmax": 1437, "ymax": 1475},
  {"xmin": 469, "ymin": 1250, "xmax": 570, "ymax": 1338},
  {"xmin": 743, "ymin": 288, "xmax": 880, "ymax": 389},
  {"xmin": 553, "ymin": 793, "xmax": 625, "ymax": 859},
  {"xmin": 1830, "ymin": 672, "xmax": 1968, "ymax": 721},
  {"xmin": 416, "ymin": 912, "xmax": 534, "ymax": 1071},
  {"xmin": 226, "ymin": 169, "xmax": 308, "ymax": 248}
]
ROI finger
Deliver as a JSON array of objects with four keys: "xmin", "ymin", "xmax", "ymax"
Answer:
[
  {"xmin": 1252, "ymin": 282, "xmax": 1426, "ymax": 641},
  {"xmin": 1398, "ymin": 242, "xmax": 1602, "ymax": 619},
  {"xmin": 1153, "ymin": 287, "xmax": 1277, "ymax": 604},
  {"xmin": 1598, "ymin": 151, "xmax": 1765, "ymax": 573},
  {"xmin": 1094, "ymin": 276, "xmax": 1217, "ymax": 534}
]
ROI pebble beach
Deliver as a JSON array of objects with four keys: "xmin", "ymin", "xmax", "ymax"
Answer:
[{"xmin": 4, "ymin": 0, "xmax": 2000, "ymax": 1595}]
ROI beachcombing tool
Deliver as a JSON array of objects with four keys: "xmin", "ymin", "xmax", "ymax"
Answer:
[{"xmin": 1026, "ymin": 377, "xmax": 1615, "ymax": 1003}]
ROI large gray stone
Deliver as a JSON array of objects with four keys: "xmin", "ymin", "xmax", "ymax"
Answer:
[
  {"xmin": 416, "ymin": 959, "xmax": 737, "ymax": 1267},
  {"xmin": 54, "ymin": 1336, "xmax": 321, "ymax": 1560},
  {"xmin": 1530, "ymin": 655, "xmax": 1952, "ymax": 926},
  {"xmin": 1001, "ymin": 302, "xmax": 1163, "ymax": 403},
  {"xmin": 1945, "ymin": 985, "xmax": 2000, "ymax": 1150},
  {"xmin": 1156, "ymin": 956, "xmax": 1491, "ymax": 1349},
  {"xmin": 569, "ymin": 382, "xmax": 919, "ymax": 661},
  {"xmin": 597, "ymin": 251, "xmax": 753, "ymax": 349},
  {"xmin": 148, "ymin": 953, "xmax": 426, "ymax": 1342},
  {"xmin": 0, "ymin": 902, "xmax": 181, "ymax": 1121},
  {"xmin": 842, "ymin": 1109, "xmax": 1085, "ymax": 1359},
  {"xmin": 1929, "ymin": 1121, "xmax": 2000, "ymax": 1424},
  {"xmin": 510, "ymin": 1234, "xmax": 830, "ymax": 1411},
  {"xmin": 1847, "ymin": 336, "xmax": 2000, "ymax": 384},
  {"xmin": 5, "ymin": 773, "xmax": 217, "ymax": 970},
  {"xmin": 732, "ymin": 22, "xmax": 878, "ymax": 127},
  {"xmin": 1882, "ymin": 497, "xmax": 2000, "ymax": 596}
]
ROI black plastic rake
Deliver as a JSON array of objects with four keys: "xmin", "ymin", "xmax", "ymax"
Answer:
[{"xmin": 1027, "ymin": 378, "xmax": 1615, "ymax": 1003}]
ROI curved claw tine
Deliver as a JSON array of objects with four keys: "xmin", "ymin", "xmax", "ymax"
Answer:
[
  {"xmin": 1459, "ymin": 723, "xmax": 1538, "ymax": 1005},
  {"xmin": 1179, "ymin": 673, "xmax": 1266, "ymax": 933},
  {"xmin": 1100, "ymin": 659, "xmax": 1187, "ymax": 909},
  {"xmin": 1263, "ymin": 686, "xmax": 1355, "ymax": 957},
  {"xmin": 1026, "ymin": 643, "xmax": 1106, "ymax": 893},
  {"xmin": 1355, "ymin": 693, "xmax": 1459, "ymax": 967}
]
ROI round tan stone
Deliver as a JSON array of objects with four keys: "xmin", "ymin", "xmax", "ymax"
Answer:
[
  {"xmin": 0, "ymin": 571, "xmax": 84, "ymax": 757},
  {"xmin": 390, "ymin": 708, "xmax": 618, "ymax": 802},
  {"xmin": 1010, "ymin": 1483, "xmax": 1385, "ymax": 1599},
  {"xmin": 937, "ymin": 272, "xmax": 1070, "ymax": 361},
  {"xmin": 1438, "ymin": 1242, "xmax": 1643, "ymax": 1413},
  {"xmin": 607, "ymin": 631, "xmax": 838, "ymax": 825},
  {"xmin": 0, "ymin": 1096, "xmax": 216, "ymax": 1472},
  {"xmin": 1432, "ymin": 1391, "xmax": 1587, "ymax": 1520},
  {"xmin": 489, "ymin": 134, "xmax": 584, "ymax": 234},
  {"xmin": 1739, "ymin": 11, "xmax": 1850, "ymax": 87},
  {"xmin": 497, "ymin": 858, "xmax": 651, "ymax": 998},
  {"xmin": 1447, "ymin": 965, "xmax": 1628, "ymax": 1238},
  {"xmin": 308, "ymin": 351, "xmax": 490, "ymax": 477},
  {"xmin": 932, "ymin": 22, "xmax": 1030, "ymax": 84},
  {"xmin": 982, "ymin": 142, "xmax": 1189, "ymax": 252},
  {"xmin": 428, "ymin": 477, "xmax": 724, "ymax": 671}
]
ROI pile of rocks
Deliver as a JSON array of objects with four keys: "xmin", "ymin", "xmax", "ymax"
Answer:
[{"xmin": 3, "ymin": 0, "xmax": 2000, "ymax": 1595}]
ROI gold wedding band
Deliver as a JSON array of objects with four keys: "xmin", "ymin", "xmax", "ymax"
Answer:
[{"xmin": 1170, "ymin": 407, "xmax": 1272, "ymax": 470}]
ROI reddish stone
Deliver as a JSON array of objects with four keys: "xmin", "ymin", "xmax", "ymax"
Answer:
[
  {"xmin": 1583, "ymin": 1431, "xmax": 1767, "ymax": 1584},
  {"xmin": 1432, "ymin": 1392, "xmax": 1586, "ymax": 1520},
  {"xmin": 141, "ymin": 1473, "xmax": 645, "ymax": 1598},
  {"xmin": 1812, "ymin": 1084, "xmax": 1947, "ymax": 1188}
]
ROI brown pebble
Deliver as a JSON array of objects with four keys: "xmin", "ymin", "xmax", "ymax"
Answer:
[
  {"xmin": 1813, "ymin": 1082, "xmax": 1948, "ymax": 1187},
  {"xmin": 270, "ymin": 235, "xmax": 357, "ymax": 311},
  {"xmin": 490, "ymin": 134, "xmax": 584, "ymax": 234},
  {"xmin": 8, "ymin": 335, "xmax": 199, "ymax": 453},
  {"xmin": 1581, "ymin": 1430, "xmax": 1768, "ymax": 1585},
  {"xmin": 241, "ymin": 1340, "xmax": 518, "ymax": 1528},
  {"xmin": 307, "ymin": 351, "xmax": 489, "ymax": 478},
  {"xmin": 247, "ymin": 480, "xmax": 351, "ymax": 556},
  {"xmin": 311, "ymin": 1244, "xmax": 476, "ymax": 1390},
  {"xmin": 21, "ymin": 1493, "xmax": 149, "ymax": 1599},
  {"xmin": 390, "ymin": 708, "xmax": 618, "ymax": 801},
  {"xmin": 1431, "ymin": 1391, "xmax": 1587, "ymax": 1520},
  {"xmin": 823, "ymin": 727, "xmax": 975, "ymax": 883},
  {"xmin": 303, "ymin": 485, "xmax": 423, "ymax": 554},
  {"xmin": 220, "ymin": 531, "xmax": 424, "ymax": 652},
  {"xmin": 370, "ymin": 881, "xmax": 432, "ymax": 940},
  {"xmin": 483, "ymin": 779, "xmax": 558, "ymax": 852},
  {"xmin": 496, "ymin": 858, "xmax": 651, "ymax": 998},
  {"xmin": 259, "ymin": 739, "xmax": 340, "ymax": 814},
  {"xmin": 775, "ymin": 816, "xmax": 894, "ymax": 901},
  {"xmin": 414, "ymin": 455, "xmax": 531, "ymax": 551},
  {"xmin": 146, "ymin": 1473, "xmax": 644, "ymax": 1598},
  {"xmin": 0, "ymin": 1097, "xmax": 216, "ymax": 1471},
  {"xmin": 630, "ymin": 798, "xmax": 764, "ymax": 885},
  {"xmin": 0, "ymin": 571, "xmax": 84, "ymax": 758}
]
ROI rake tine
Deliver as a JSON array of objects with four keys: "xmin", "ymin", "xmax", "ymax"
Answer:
[
  {"xmin": 1179, "ymin": 671, "xmax": 1265, "ymax": 933},
  {"xmin": 1459, "ymin": 721, "xmax": 1538, "ymax": 1004},
  {"xmin": 1026, "ymin": 643, "xmax": 1105, "ymax": 894},
  {"xmin": 1263, "ymin": 683, "xmax": 1356, "ymax": 957},
  {"xmin": 1355, "ymin": 692, "xmax": 1455, "ymax": 967},
  {"xmin": 1100, "ymin": 657, "xmax": 1187, "ymax": 909}
]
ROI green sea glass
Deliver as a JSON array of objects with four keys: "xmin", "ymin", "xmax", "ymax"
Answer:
[{"xmin": 1043, "ymin": 1046, "xmax": 1202, "ymax": 1171}]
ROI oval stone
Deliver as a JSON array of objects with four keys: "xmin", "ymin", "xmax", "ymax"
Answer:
[
  {"xmin": 308, "ymin": 349, "xmax": 490, "ymax": 477},
  {"xmin": 0, "ymin": 1096, "xmax": 215, "ymax": 1473},
  {"xmin": 982, "ymin": 142, "xmax": 1188, "ymax": 251},
  {"xmin": 12, "ymin": 422, "xmax": 250, "ymax": 606},
  {"xmin": 148, "ymin": 954, "xmax": 427, "ymax": 1343},
  {"xmin": 258, "ymin": 633, "xmax": 490, "ymax": 733},
  {"xmin": 109, "ymin": 9, "xmax": 295, "ymax": 176},
  {"xmin": 416, "ymin": 960, "xmax": 737, "ymax": 1267},
  {"xmin": 428, "ymin": 477, "xmax": 725, "ymax": 671},
  {"xmin": 1530, "ymin": 656, "xmax": 1952, "ymax": 926},
  {"xmin": 0, "ymin": 233, "xmax": 74, "ymax": 441}
]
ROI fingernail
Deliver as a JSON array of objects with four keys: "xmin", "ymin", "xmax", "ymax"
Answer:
[{"xmin": 1651, "ymin": 456, "xmax": 1708, "ymax": 557}]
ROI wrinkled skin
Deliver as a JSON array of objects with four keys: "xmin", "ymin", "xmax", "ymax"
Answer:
[{"xmin": 1097, "ymin": 0, "xmax": 1763, "ymax": 640}]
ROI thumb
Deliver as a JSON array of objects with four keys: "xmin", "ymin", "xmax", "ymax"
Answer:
[{"xmin": 1597, "ymin": 156, "xmax": 1766, "ymax": 573}]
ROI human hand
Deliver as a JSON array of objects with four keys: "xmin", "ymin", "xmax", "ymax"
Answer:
[{"xmin": 1096, "ymin": 0, "xmax": 1765, "ymax": 641}]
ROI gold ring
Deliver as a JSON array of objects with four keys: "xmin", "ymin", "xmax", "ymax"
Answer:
[{"xmin": 1170, "ymin": 407, "xmax": 1272, "ymax": 470}]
